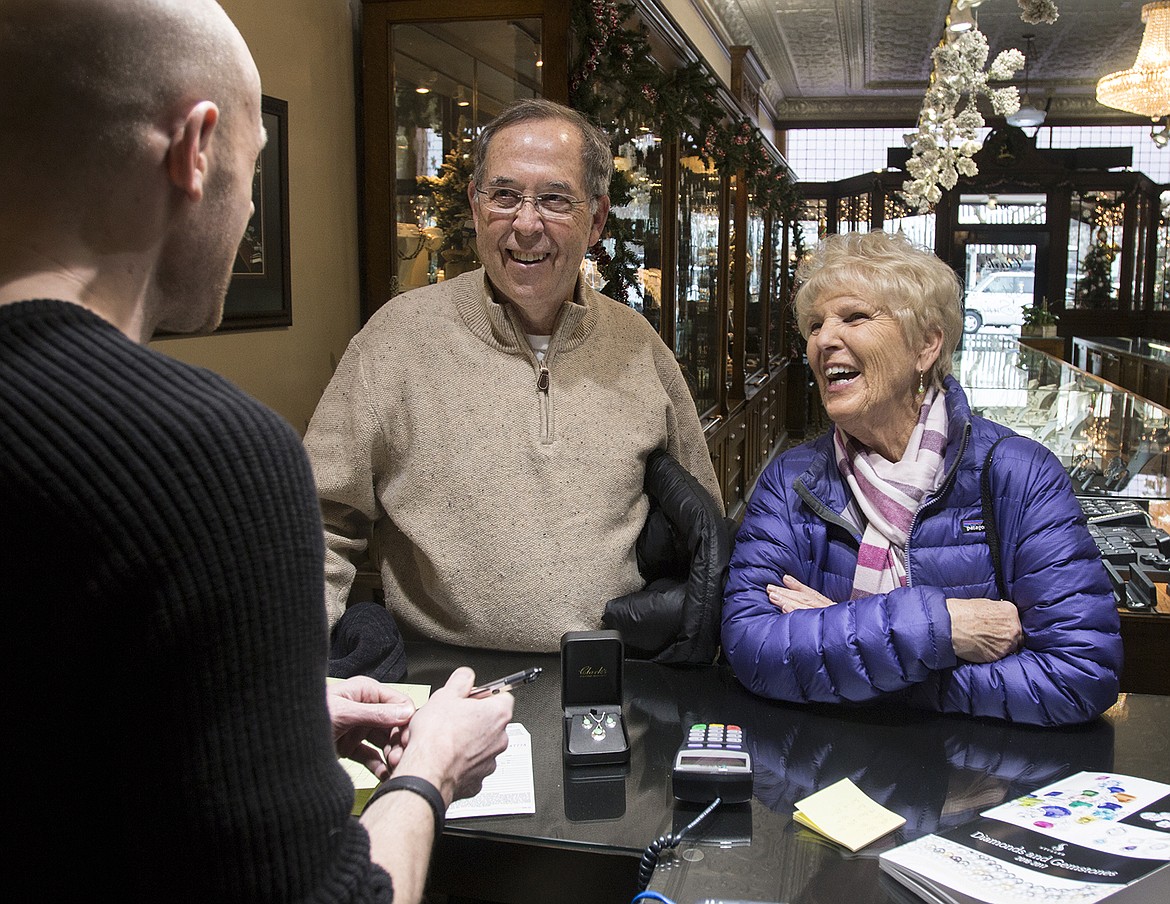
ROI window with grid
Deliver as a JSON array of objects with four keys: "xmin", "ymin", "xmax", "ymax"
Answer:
[{"xmin": 785, "ymin": 125, "xmax": 1170, "ymax": 184}]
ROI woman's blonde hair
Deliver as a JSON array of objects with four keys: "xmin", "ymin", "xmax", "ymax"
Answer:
[{"xmin": 792, "ymin": 231, "xmax": 963, "ymax": 388}]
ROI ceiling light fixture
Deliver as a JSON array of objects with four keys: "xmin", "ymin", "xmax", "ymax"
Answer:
[
  {"xmin": 454, "ymin": 86, "xmax": 470, "ymax": 107},
  {"xmin": 1097, "ymin": 2, "xmax": 1170, "ymax": 121},
  {"xmin": 1153, "ymin": 115, "xmax": 1170, "ymax": 147},
  {"xmin": 1007, "ymin": 105, "xmax": 1046, "ymax": 127},
  {"xmin": 1006, "ymin": 34, "xmax": 1047, "ymax": 130},
  {"xmin": 947, "ymin": 2, "xmax": 976, "ymax": 34}
]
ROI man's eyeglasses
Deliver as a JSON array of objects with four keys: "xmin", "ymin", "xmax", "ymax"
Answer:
[{"xmin": 475, "ymin": 188, "xmax": 591, "ymax": 219}]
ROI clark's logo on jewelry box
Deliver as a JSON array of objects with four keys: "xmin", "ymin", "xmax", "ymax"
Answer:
[{"xmin": 578, "ymin": 665, "xmax": 608, "ymax": 678}]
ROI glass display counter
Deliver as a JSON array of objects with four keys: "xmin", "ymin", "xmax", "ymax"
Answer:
[
  {"xmin": 958, "ymin": 338, "xmax": 1170, "ymax": 695},
  {"xmin": 957, "ymin": 338, "xmax": 1170, "ymax": 505}
]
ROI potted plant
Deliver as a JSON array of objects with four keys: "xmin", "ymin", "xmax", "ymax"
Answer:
[{"xmin": 1021, "ymin": 299, "xmax": 1058, "ymax": 338}]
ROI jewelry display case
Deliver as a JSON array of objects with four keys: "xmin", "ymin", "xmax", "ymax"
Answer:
[
  {"xmin": 601, "ymin": 130, "xmax": 665, "ymax": 332},
  {"xmin": 959, "ymin": 338, "xmax": 1170, "ymax": 504},
  {"xmin": 674, "ymin": 155, "xmax": 724, "ymax": 418},
  {"xmin": 741, "ymin": 190, "xmax": 769, "ymax": 381},
  {"xmin": 957, "ymin": 337, "xmax": 1170, "ymax": 694}
]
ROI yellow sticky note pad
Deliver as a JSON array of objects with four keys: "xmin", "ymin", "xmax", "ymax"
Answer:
[
  {"xmin": 793, "ymin": 778, "xmax": 905, "ymax": 852},
  {"xmin": 325, "ymin": 677, "xmax": 431, "ymax": 709}
]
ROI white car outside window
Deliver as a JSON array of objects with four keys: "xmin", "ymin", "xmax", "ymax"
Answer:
[{"xmin": 963, "ymin": 271, "xmax": 1033, "ymax": 333}]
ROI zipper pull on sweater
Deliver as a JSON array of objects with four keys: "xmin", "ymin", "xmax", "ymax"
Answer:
[{"xmin": 536, "ymin": 365, "xmax": 550, "ymax": 392}]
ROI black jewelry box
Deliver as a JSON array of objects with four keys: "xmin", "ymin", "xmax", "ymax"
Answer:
[
  {"xmin": 562, "ymin": 761, "xmax": 628, "ymax": 821},
  {"xmin": 561, "ymin": 629, "xmax": 630, "ymax": 766}
]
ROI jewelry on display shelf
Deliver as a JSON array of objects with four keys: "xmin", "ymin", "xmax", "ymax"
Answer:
[
  {"xmin": 1104, "ymin": 454, "xmax": 1130, "ymax": 485},
  {"xmin": 396, "ymin": 234, "xmax": 427, "ymax": 261}
]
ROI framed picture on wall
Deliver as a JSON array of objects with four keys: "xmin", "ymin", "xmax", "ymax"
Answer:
[{"xmin": 220, "ymin": 94, "xmax": 291, "ymax": 331}]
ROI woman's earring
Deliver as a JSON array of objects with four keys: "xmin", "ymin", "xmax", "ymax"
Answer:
[{"xmin": 918, "ymin": 370, "xmax": 925, "ymax": 394}]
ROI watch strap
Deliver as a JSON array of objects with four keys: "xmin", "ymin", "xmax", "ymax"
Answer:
[{"xmin": 362, "ymin": 774, "xmax": 446, "ymax": 848}]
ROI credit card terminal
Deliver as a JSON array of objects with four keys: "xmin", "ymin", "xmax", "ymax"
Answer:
[{"xmin": 672, "ymin": 722, "xmax": 753, "ymax": 804}]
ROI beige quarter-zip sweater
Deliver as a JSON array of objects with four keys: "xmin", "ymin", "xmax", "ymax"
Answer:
[{"xmin": 304, "ymin": 269, "xmax": 722, "ymax": 652}]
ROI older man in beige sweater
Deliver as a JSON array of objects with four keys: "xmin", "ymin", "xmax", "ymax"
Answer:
[{"xmin": 304, "ymin": 99, "xmax": 722, "ymax": 652}]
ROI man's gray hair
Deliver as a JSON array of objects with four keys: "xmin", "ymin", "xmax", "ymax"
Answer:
[{"xmin": 472, "ymin": 98, "xmax": 613, "ymax": 200}]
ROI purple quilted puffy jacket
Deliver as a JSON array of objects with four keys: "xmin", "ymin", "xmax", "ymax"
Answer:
[{"xmin": 722, "ymin": 377, "xmax": 1122, "ymax": 726}]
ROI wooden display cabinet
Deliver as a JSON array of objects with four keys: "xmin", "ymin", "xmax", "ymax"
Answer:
[{"xmin": 1074, "ymin": 337, "xmax": 1170, "ymax": 410}]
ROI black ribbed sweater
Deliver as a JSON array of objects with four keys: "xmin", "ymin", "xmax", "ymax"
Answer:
[{"xmin": 0, "ymin": 300, "xmax": 393, "ymax": 901}]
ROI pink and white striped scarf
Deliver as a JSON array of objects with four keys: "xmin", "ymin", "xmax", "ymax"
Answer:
[{"xmin": 833, "ymin": 386, "xmax": 949, "ymax": 599}]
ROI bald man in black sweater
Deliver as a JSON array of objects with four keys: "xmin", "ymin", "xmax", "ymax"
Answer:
[{"xmin": 0, "ymin": 2, "xmax": 511, "ymax": 901}]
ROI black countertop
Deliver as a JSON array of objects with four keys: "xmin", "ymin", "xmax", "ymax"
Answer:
[{"xmin": 402, "ymin": 643, "xmax": 1170, "ymax": 904}]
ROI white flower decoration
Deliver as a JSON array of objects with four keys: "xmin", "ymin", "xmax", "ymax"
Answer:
[
  {"xmin": 1018, "ymin": 0, "xmax": 1059, "ymax": 26},
  {"xmin": 989, "ymin": 49, "xmax": 1025, "ymax": 81},
  {"xmin": 901, "ymin": 29, "xmax": 1025, "ymax": 213}
]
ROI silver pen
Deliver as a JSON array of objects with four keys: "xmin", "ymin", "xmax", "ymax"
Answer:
[{"xmin": 469, "ymin": 667, "xmax": 543, "ymax": 698}]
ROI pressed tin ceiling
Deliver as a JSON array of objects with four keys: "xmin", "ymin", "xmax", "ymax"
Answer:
[{"xmin": 691, "ymin": 0, "xmax": 1151, "ymax": 124}]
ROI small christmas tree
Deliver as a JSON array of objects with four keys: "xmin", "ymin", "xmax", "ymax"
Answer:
[
  {"xmin": 421, "ymin": 144, "xmax": 476, "ymax": 258},
  {"xmin": 1076, "ymin": 225, "xmax": 1119, "ymax": 309}
]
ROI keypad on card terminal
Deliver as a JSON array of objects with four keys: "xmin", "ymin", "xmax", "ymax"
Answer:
[{"xmin": 686, "ymin": 722, "xmax": 744, "ymax": 750}]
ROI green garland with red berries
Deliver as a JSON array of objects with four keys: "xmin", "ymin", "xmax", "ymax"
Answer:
[{"xmin": 570, "ymin": 0, "xmax": 798, "ymax": 303}]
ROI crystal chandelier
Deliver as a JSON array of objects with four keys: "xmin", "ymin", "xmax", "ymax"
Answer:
[{"xmin": 1096, "ymin": 2, "xmax": 1170, "ymax": 119}]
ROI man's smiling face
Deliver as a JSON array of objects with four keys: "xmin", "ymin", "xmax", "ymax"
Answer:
[{"xmin": 469, "ymin": 118, "xmax": 608, "ymax": 331}]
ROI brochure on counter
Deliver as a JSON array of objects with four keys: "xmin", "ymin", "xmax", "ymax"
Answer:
[{"xmin": 879, "ymin": 771, "xmax": 1170, "ymax": 904}]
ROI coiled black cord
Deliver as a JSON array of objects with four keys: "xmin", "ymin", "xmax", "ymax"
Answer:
[{"xmin": 636, "ymin": 797, "xmax": 722, "ymax": 891}]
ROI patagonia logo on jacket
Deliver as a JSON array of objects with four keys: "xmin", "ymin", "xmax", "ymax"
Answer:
[{"xmin": 961, "ymin": 518, "xmax": 986, "ymax": 534}]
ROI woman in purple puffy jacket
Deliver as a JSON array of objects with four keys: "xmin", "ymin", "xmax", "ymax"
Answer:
[{"xmin": 722, "ymin": 231, "xmax": 1121, "ymax": 726}]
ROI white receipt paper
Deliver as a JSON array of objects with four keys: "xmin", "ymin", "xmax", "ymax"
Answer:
[{"xmin": 445, "ymin": 722, "xmax": 535, "ymax": 819}]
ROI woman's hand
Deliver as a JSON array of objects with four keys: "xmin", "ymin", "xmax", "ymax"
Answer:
[
  {"xmin": 767, "ymin": 575, "xmax": 836, "ymax": 613},
  {"xmin": 946, "ymin": 598, "xmax": 1023, "ymax": 663}
]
